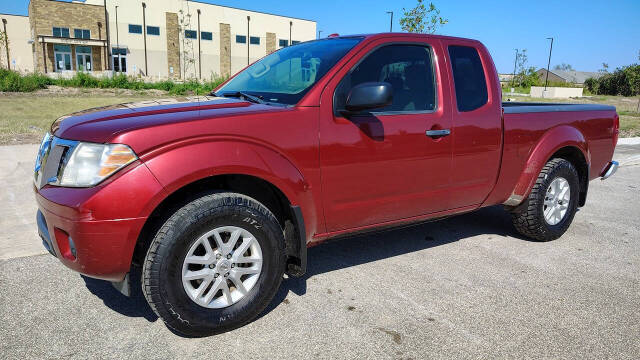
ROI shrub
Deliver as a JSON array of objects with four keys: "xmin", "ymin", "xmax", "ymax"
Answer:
[
  {"xmin": 0, "ymin": 70, "xmax": 227, "ymax": 94},
  {"xmin": 0, "ymin": 69, "xmax": 52, "ymax": 92},
  {"xmin": 585, "ymin": 64, "xmax": 640, "ymax": 96}
]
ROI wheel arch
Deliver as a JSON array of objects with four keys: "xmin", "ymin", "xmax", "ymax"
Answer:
[
  {"xmin": 132, "ymin": 173, "xmax": 309, "ymax": 276},
  {"xmin": 506, "ymin": 125, "xmax": 590, "ymax": 207}
]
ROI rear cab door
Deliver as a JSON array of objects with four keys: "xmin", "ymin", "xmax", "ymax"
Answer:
[
  {"xmin": 318, "ymin": 35, "xmax": 455, "ymax": 233},
  {"xmin": 443, "ymin": 39, "xmax": 503, "ymax": 209}
]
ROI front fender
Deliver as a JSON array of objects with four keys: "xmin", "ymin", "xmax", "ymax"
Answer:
[
  {"xmin": 140, "ymin": 137, "xmax": 318, "ymax": 241},
  {"xmin": 506, "ymin": 125, "xmax": 590, "ymax": 206}
]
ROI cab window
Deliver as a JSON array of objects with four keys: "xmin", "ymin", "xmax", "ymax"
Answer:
[{"xmin": 335, "ymin": 44, "xmax": 436, "ymax": 113}]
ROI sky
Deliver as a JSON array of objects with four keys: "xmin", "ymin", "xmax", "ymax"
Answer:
[{"xmin": 2, "ymin": 0, "xmax": 639, "ymax": 73}]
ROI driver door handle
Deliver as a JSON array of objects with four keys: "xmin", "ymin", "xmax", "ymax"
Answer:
[{"xmin": 426, "ymin": 129, "xmax": 451, "ymax": 138}]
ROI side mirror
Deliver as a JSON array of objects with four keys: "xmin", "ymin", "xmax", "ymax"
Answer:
[{"xmin": 341, "ymin": 82, "xmax": 393, "ymax": 116}]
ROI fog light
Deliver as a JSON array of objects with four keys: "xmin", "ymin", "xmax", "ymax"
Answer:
[{"xmin": 54, "ymin": 228, "xmax": 77, "ymax": 261}]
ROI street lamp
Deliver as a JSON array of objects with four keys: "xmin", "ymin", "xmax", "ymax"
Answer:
[
  {"xmin": 247, "ymin": 16, "xmax": 250, "ymax": 65},
  {"xmin": 386, "ymin": 11, "xmax": 393, "ymax": 32},
  {"xmin": 511, "ymin": 48, "xmax": 519, "ymax": 88},
  {"xmin": 115, "ymin": 5, "xmax": 120, "ymax": 72},
  {"xmin": 544, "ymin": 37, "xmax": 554, "ymax": 92}
]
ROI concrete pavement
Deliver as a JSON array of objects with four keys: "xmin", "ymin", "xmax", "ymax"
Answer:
[{"xmin": 1, "ymin": 143, "xmax": 639, "ymax": 359}]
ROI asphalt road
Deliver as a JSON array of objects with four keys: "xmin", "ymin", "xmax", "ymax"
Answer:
[{"xmin": 1, "ymin": 144, "xmax": 639, "ymax": 359}]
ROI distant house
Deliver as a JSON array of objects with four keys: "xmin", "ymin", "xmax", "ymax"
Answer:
[
  {"xmin": 536, "ymin": 69, "xmax": 604, "ymax": 85},
  {"xmin": 498, "ymin": 73, "xmax": 515, "ymax": 86}
]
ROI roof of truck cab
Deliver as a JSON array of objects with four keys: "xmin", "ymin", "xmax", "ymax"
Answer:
[{"xmin": 332, "ymin": 33, "xmax": 482, "ymax": 43}]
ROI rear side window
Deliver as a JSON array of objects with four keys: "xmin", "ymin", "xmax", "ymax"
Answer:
[
  {"xmin": 448, "ymin": 45, "xmax": 488, "ymax": 112},
  {"xmin": 335, "ymin": 44, "xmax": 436, "ymax": 113}
]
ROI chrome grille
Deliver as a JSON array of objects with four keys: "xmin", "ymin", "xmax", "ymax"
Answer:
[{"xmin": 34, "ymin": 135, "xmax": 77, "ymax": 189}]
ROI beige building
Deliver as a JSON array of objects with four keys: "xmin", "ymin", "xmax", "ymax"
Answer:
[
  {"xmin": 1, "ymin": 0, "xmax": 316, "ymax": 79},
  {"xmin": 0, "ymin": 13, "xmax": 34, "ymax": 73}
]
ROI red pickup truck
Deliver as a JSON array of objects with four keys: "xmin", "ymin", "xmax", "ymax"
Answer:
[{"xmin": 34, "ymin": 33, "xmax": 619, "ymax": 336}]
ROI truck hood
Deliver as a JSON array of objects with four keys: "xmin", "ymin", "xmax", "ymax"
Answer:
[{"xmin": 51, "ymin": 95, "xmax": 266, "ymax": 143}]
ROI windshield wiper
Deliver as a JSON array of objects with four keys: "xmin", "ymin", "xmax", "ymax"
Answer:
[{"xmin": 216, "ymin": 91, "xmax": 265, "ymax": 104}]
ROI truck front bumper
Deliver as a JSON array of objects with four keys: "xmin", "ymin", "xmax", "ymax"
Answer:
[
  {"xmin": 33, "ymin": 162, "xmax": 165, "ymax": 282},
  {"xmin": 600, "ymin": 161, "xmax": 619, "ymax": 180}
]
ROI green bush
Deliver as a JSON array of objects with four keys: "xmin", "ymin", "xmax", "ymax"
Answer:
[
  {"xmin": 0, "ymin": 69, "xmax": 53, "ymax": 92},
  {"xmin": 0, "ymin": 69, "xmax": 228, "ymax": 95},
  {"xmin": 585, "ymin": 64, "xmax": 640, "ymax": 96}
]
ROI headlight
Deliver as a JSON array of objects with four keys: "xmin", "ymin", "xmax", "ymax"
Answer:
[{"xmin": 59, "ymin": 143, "xmax": 137, "ymax": 187}]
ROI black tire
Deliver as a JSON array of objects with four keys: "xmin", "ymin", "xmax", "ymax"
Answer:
[
  {"xmin": 511, "ymin": 158, "xmax": 580, "ymax": 241},
  {"xmin": 142, "ymin": 192, "xmax": 286, "ymax": 337}
]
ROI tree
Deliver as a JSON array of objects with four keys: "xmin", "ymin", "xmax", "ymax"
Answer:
[
  {"xmin": 600, "ymin": 63, "xmax": 609, "ymax": 73},
  {"xmin": 514, "ymin": 49, "xmax": 539, "ymax": 87},
  {"xmin": 0, "ymin": 29, "xmax": 8, "ymax": 69},
  {"xmin": 399, "ymin": 0, "xmax": 448, "ymax": 34},
  {"xmin": 178, "ymin": 9, "xmax": 196, "ymax": 79},
  {"xmin": 553, "ymin": 63, "xmax": 573, "ymax": 71}
]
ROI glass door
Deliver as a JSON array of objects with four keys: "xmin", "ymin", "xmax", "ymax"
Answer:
[
  {"xmin": 112, "ymin": 47, "xmax": 127, "ymax": 73},
  {"xmin": 75, "ymin": 46, "xmax": 92, "ymax": 72},
  {"xmin": 53, "ymin": 44, "xmax": 72, "ymax": 72}
]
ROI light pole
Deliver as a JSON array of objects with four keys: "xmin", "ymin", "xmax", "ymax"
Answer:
[
  {"xmin": 386, "ymin": 11, "xmax": 393, "ymax": 32},
  {"xmin": 103, "ymin": 0, "xmax": 111, "ymax": 70},
  {"xmin": 544, "ymin": 37, "xmax": 554, "ymax": 91},
  {"xmin": 512, "ymin": 48, "xmax": 518, "ymax": 88},
  {"xmin": 289, "ymin": 21, "xmax": 292, "ymax": 46},
  {"xmin": 318, "ymin": 30, "xmax": 322, "ymax": 39},
  {"xmin": 142, "ymin": 2, "xmax": 148, "ymax": 76},
  {"xmin": 197, "ymin": 9, "xmax": 201, "ymax": 79},
  {"xmin": 115, "ymin": 5, "xmax": 119, "ymax": 72}
]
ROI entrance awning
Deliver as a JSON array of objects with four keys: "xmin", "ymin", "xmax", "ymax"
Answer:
[{"xmin": 38, "ymin": 35, "xmax": 107, "ymax": 47}]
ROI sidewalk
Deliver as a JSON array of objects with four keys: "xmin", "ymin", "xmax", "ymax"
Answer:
[{"xmin": 0, "ymin": 144, "xmax": 41, "ymax": 260}]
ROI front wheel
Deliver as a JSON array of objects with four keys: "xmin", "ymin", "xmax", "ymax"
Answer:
[
  {"xmin": 511, "ymin": 158, "xmax": 580, "ymax": 241},
  {"xmin": 142, "ymin": 192, "xmax": 286, "ymax": 336}
]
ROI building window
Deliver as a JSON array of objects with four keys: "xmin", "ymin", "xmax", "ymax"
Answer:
[
  {"xmin": 112, "ymin": 47, "xmax": 127, "ymax": 56},
  {"xmin": 52, "ymin": 27, "xmax": 70, "ymax": 38},
  {"xmin": 250, "ymin": 36, "xmax": 260, "ymax": 45},
  {"xmin": 236, "ymin": 35, "xmax": 246, "ymax": 44},
  {"xmin": 201, "ymin": 31, "xmax": 213, "ymax": 41},
  {"xmin": 185, "ymin": 30, "xmax": 197, "ymax": 39},
  {"xmin": 129, "ymin": 24, "xmax": 143, "ymax": 34},
  {"xmin": 292, "ymin": 40, "xmax": 301, "ymax": 45},
  {"xmin": 73, "ymin": 29, "xmax": 90, "ymax": 39},
  {"xmin": 278, "ymin": 39, "xmax": 288, "ymax": 47},
  {"xmin": 147, "ymin": 26, "xmax": 160, "ymax": 36}
]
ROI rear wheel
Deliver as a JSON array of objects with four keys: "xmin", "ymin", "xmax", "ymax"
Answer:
[
  {"xmin": 511, "ymin": 158, "xmax": 580, "ymax": 241},
  {"xmin": 142, "ymin": 192, "xmax": 286, "ymax": 336}
]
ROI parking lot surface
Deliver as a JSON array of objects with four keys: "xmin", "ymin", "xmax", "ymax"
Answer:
[{"xmin": 1, "ymin": 144, "xmax": 639, "ymax": 359}]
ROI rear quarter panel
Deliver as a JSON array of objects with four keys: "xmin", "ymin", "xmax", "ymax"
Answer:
[{"xmin": 484, "ymin": 109, "xmax": 617, "ymax": 205}]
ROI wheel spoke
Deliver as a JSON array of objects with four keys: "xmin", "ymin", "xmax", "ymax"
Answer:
[
  {"xmin": 544, "ymin": 198, "xmax": 555, "ymax": 208},
  {"xmin": 229, "ymin": 272, "xmax": 248, "ymax": 295},
  {"xmin": 211, "ymin": 229, "xmax": 225, "ymax": 252},
  {"xmin": 226, "ymin": 229, "xmax": 242, "ymax": 253},
  {"xmin": 203, "ymin": 277, "xmax": 224, "ymax": 304},
  {"xmin": 185, "ymin": 255, "xmax": 210, "ymax": 265},
  {"xmin": 184, "ymin": 268, "xmax": 209, "ymax": 281},
  {"xmin": 194, "ymin": 277, "xmax": 213, "ymax": 298},
  {"xmin": 201, "ymin": 236, "xmax": 214, "ymax": 256},
  {"xmin": 220, "ymin": 279, "xmax": 233, "ymax": 305},
  {"xmin": 233, "ymin": 237, "xmax": 254, "ymax": 260},
  {"xmin": 232, "ymin": 266, "xmax": 260, "ymax": 276}
]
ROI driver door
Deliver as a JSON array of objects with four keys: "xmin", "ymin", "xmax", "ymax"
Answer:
[{"xmin": 319, "ymin": 39, "xmax": 453, "ymax": 232}]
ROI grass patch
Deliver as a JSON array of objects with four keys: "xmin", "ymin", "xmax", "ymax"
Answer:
[
  {"xmin": 0, "ymin": 93, "xmax": 165, "ymax": 145},
  {"xmin": 620, "ymin": 114, "xmax": 640, "ymax": 138}
]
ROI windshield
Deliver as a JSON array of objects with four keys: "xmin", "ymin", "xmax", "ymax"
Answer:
[{"xmin": 216, "ymin": 37, "xmax": 363, "ymax": 105}]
